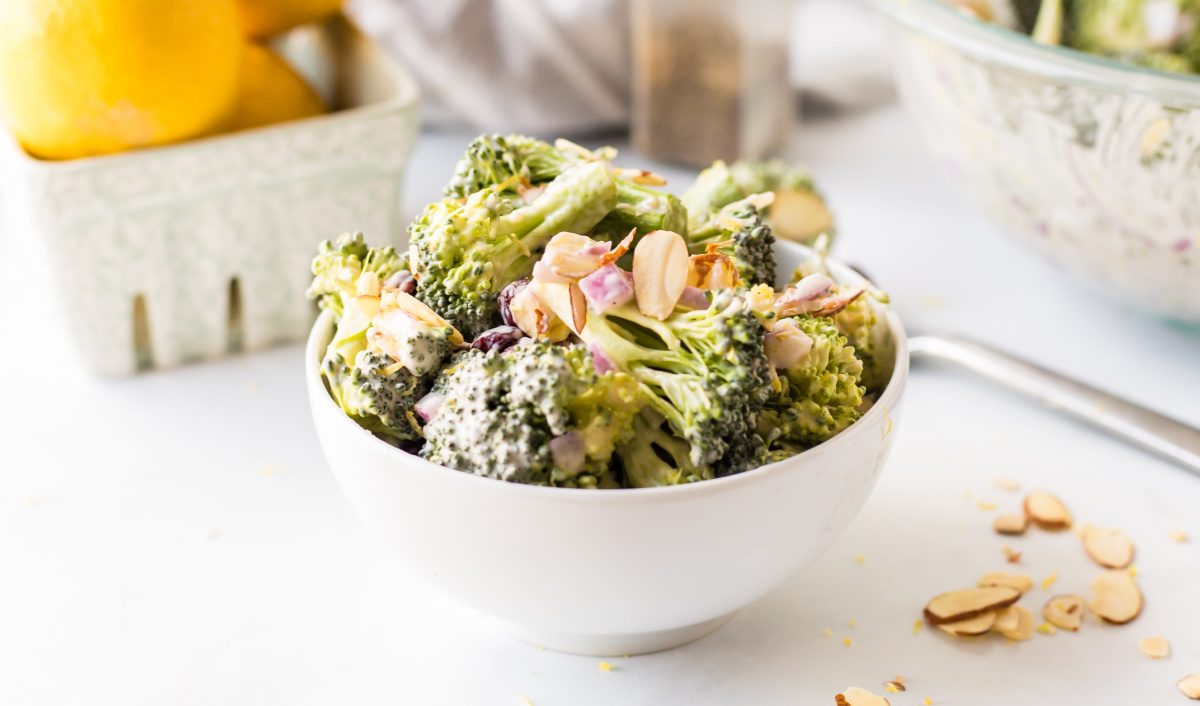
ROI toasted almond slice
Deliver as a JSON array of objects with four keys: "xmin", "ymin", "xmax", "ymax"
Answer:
[
  {"xmin": 992, "ymin": 476, "xmax": 1021, "ymax": 492},
  {"xmin": 1179, "ymin": 674, "xmax": 1200, "ymax": 699},
  {"xmin": 994, "ymin": 605, "xmax": 1034, "ymax": 641},
  {"xmin": 633, "ymin": 230, "xmax": 689, "ymax": 320},
  {"xmin": 1043, "ymin": 594, "xmax": 1086, "ymax": 631},
  {"xmin": 356, "ymin": 270, "xmax": 381, "ymax": 297},
  {"xmin": 979, "ymin": 572, "xmax": 1034, "ymax": 593},
  {"xmin": 1024, "ymin": 492, "xmax": 1071, "ymax": 530},
  {"xmin": 611, "ymin": 167, "xmax": 667, "ymax": 186},
  {"xmin": 1170, "ymin": 529, "xmax": 1189, "ymax": 543},
  {"xmin": 883, "ymin": 680, "xmax": 906, "ymax": 693},
  {"xmin": 598, "ymin": 230, "xmax": 635, "ymax": 268},
  {"xmin": 838, "ymin": 687, "xmax": 890, "ymax": 706},
  {"xmin": 937, "ymin": 611, "xmax": 997, "ymax": 637},
  {"xmin": 1083, "ymin": 526, "xmax": 1135, "ymax": 569},
  {"xmin": 924, "ymin": 586, "xmax": 1021, "ymax": 625},
  {"xmin": 1089, "ymin": 570, "xmax": 1143, "ymax": 624},
  {"xmin": 388, "ymin": 291, "xmax": 465, "ymax": 347},
  {"xmin": 1139, "ymin": 636, "xmax": 1170, "ymax": 659},
  {"xmin": 529, "ymin": 281, "xmax": 587, "ymax": 335},
  {"xmin": 768, "ymin": 188, "xmax": 830, "ymax": 243},
  {"xmin": 994, "ymin": 513, "xmax": 1028, "ymax": 535},
  {"xmin": 352, "ymin": 294, "xmax": 381, "ymax": 319},
  {"xmin": 509, "ymin": 286, "xmax": 568, "ymax": 342}
]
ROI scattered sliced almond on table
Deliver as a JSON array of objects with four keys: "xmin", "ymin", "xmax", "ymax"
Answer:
[
  {"xmin": 1089, "ymin": 570, "xmax": 1143, "ymax": 624},
  {"xmin": 1082, "ymin": 526, "xmax": 1135, "ymax": 569},
  {"xmin": 1138, "ymin": 636, "xmax": 1170, "ymax": 659},
  {"xmin": 883, "ymin": 679, "xmax": 906, "ymax": 692},
  {"xmin": 937, "ymin": 612, "xmax": 996, "ymax": 637},
  {"xmin": 993, "ymin": 605, "xmax": 1034, "ymax": 641},
  {"xmin": 632, "ymin": 230, "xmax": 688, "ymax": 320},
  {"xmin": 836, "ymin": 687, "xmax": 890, "ymax": 706},
  {"xmin": 924, "ymin": 586, "xmax": 1021, "ymax": 625},
  {"xmin": 994, "ymin": 514, "xmax": 1028, "ymax": 535},
  {"xmin": 991, "ymin": 476, "xmax": 1021, "ymax": 491},
  {"xmin": 979, "ymin": 572, "xmax": 1033, "ymax": 593},
  {"xmin": 1179, "ymin": 674, "xmax": 1200, "ymax": 700},
  {"xmin": 1024, "ymin": 492, "xmax": 1071, "ymax": 530},
  {"xmin": 1043, "ymin": 594, "xmax": 1086, "ymax": 631},
  {"xmin": 1169, "ymin": 530, "xmax": 1188, "ymax": 543}
]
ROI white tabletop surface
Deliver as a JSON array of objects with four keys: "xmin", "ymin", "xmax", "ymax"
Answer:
[{"xmin": 4, "ymin": 70, "xmax": 1200, "ymax": 706}]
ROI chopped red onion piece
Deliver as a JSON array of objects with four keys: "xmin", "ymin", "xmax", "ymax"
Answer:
[
  {"xmin": 578, "ymin": 242, "xmax": 613, "ymax": 259},
  {"xmin": 677, "ymin": 286, "xmax": 711, "ymax": 310},
  {"xmin": 578, "ymin": 263, "xmax": 635, "ymax": 314},
  {"xmin": 548, "ymin": 431, "xmax": 585, "ymax": 473},
  {"xmin": 414, "ymin": 392, "xmax": 446, "ymax": 422},
  {"xmin": 790, "ymin": 273, "xmax": 835, "ymax": 302},
  {"xmin": 589, "ymin": 341, "xmax": 618, "ymax": 375}
]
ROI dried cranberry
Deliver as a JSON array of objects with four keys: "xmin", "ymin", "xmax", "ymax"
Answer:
[
  {"xmin": 497, "ymin": 278, "xmax": 530, "ymax": 327},
  {"xmin": 471, "ymin": 325, "xmax": 525, "ymax": 354}
]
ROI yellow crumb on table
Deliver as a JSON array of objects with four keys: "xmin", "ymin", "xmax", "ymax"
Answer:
[
  {"xmin": 885, "ymin": 684, "xmax": 899, "ymax": 693},
  {"xmin": 914, "ymin": 620, "xmax": 922, "ymax": 635},
  {"xmin": 925, "ymin": 698, "xmax": 932, "ymax": 705},
  {"xmin": 1128, "ymin": 566, "xmax": 1138, "ymax": 577},
  {"xmin": 849, "ymin": 619, "xmax": 856, "ymax": 628},
  {"xmin": 1037, "ymin": 622, "xmax": 1058, "ymax": 635},
  {"xmin": 517, "ymin": 695, "xmax": 534, "ymax": 706},
  {"xmin": 844, "ymin": 638, "xmax": 852, "ymax": 646},
  {"xmin": 1041, "ymin": 572, "xmax": 1057, "ymax": 590},
  {"xmin": 598, "ymin": 662, "xmax": 613, "ymax": 672},
  {"xmin": 824, "ymin": 628, "xmax": 833, "ymax": 637},
  {"xmin": 855, "ymin": 555, "xmax": 865, "ymax": 564},
  {"xmin": 977, "ymin": 500, "xmax": 997, "ymax": 511}
]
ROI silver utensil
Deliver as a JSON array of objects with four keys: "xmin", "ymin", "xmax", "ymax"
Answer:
[{"xmin": 908, "ymin": 334, "xmax": 1200, "ymax": 477}]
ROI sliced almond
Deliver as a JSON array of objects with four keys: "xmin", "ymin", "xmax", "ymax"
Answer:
[
  {"xmin": 994, "ymin": 513, "xmax": 1028, "ymax": 535},
  {"xmin": 632, "ymin": 230, "xmax": 688, "ymax": 320},
  {"xmin": 1043, "ymin": 594, "xmax": 1086, "ymax": 631},
  {"xmin": 689, "ymin": 252, "xmax": 740, "ymax": 291},
  {"xmin": 1023, "ymin": 492, "xmax": 1072, "ymax": 530},
  {"xmin": 883, "ymin": 680, "xmax": 906, "ymax": 693},
  {"xmin": 1083, "ymin": 526, "xmax": 1135, "ymax": 569},
  {"xmin": 1089, "ymin": 570, "xmax": 1143, "ymax": 624},
  {"xmin": 993, "ymin": 605, "xmax": 1035, "ymax": 641},
  {"xmin": 837, "ymin": 687, "xmax": 890, "ymax": 706},
  {"xmin": 384, "ymin": 290, "xmax": 465, "ymax": 347},
  {"xmin": 356, "ymin": 270, "xmax": 382, "ymax": 297},
  {"xmin": 1139, "ymin": 636, "xmax": 1170, "ymax": 659},
  {"xmin": 979, "ymin": 572, "xmax": 1033, "ymax": 593},
  {"xmin": 770, "ymin": 188, "xmax": 834, "ymax": 243},
  {"xmin": 937, "ymin": 611, "xmax": 996, "ymax": 637},
  {"xmin": 1179, "ymin": 674, "xmax": 1200, "ymax": 699},
  {"xmin": 352, "ymin": 294, "xmax": 381, "ymax": 319},
  {"xmin": 992, "ymin": 476, "xmax": 1021, "ymax": 492},
  {"xmin": 598, "ymin": 230, "xmax": 635, "ymax": 268},
  {"xmin": 924, "ymin": 586, "xmax": 1021, "ymax": 625},
  {"xmin": 529, "ymin": 281, "xmax": 587, "ymax": 335},
  {"xmin": 509, "ymin": 286, "xmax": 568, "ymax": 342},
  {"xmin": 611, "ymin": 167, "xmax": 667, "ymax": 186}
]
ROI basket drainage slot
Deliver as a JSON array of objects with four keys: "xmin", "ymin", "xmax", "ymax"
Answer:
[
  {"xmin": 133, "ymin": 294, "xmax": 154, "ymax": 372},
  {"xmin": 228, "ymin": 277, "xmax": 244, "ymax": 354}
]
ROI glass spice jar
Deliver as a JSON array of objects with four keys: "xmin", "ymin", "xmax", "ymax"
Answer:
[{"xmin": 631, "ymin": 0, "xmax": 792, "ymax": 167}]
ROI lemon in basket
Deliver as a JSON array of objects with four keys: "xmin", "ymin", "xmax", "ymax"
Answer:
[
  {"xmin": 237, "ymin": 0, "xmax": 345, "ymax": 39},
  {"xmin": 227, "ymin": 43, "xmax": 327, "ymax": 132},
  {"xmin": 0, "ymin": 0, "xmax": 244, "ymax": 160}
]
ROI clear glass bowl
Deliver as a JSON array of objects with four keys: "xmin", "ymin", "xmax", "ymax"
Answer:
[{"xmin": 868, "ymin": 0, "xmax": 1200, "ymax": 323}]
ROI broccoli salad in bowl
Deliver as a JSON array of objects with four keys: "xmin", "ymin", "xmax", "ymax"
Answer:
[{"xmin": 308, "ymin": 135, "xmax": 892, "ymax": 489}]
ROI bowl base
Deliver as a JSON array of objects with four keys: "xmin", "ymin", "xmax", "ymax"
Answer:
[{"xmin": 496, "ymin": 613, "xmax": 736, "ymax": 656}]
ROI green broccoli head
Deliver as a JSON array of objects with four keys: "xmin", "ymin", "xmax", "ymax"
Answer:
[
  {"xmin": 616, "ymin": 409, "xmax": 714, "ymax": 487},
  {"xmin": 760, "ymin": 315, "xmax": 865, "ymax": 459},
  {"xmin": 682, "ymin": 159, "xmax": 834, "ymax": 246},
  {"xmin": 826, "ymin": 285, "xmax": 895, "ymax": 394},
  {"xmin": 323, "ymin": 350, "xmax": 429, "ymax": 447},
  {"xmin": 687, "ymin": 199, "xmax": 777, "ymax": 287},
  {"xmin": 422, "ymin": 341, "xmax": 642, "ymax": 487},
  {"xmin": 444, "ymin": 133, "xmax": 687, "ymax": 251},
  {"xmin": 307, "ymin": 232, "xmax": 406, "ymax": 319},
  {"xmin": 409, "ymin": 161, "xmax": 619, "ymax": 338},
  {"xmin": 1069, "ymin": 0, "xmax": 1200, "ymax": 72},
  {"xmin": 580, "ymin": 289, "xmax": 773, "ymax": 475}
]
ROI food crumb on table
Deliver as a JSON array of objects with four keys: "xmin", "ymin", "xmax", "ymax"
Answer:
[
  {"xmin": 201, "ymin": 527, "xmax": 221, "ymax": 541},
  {"xmin": 1041, "ymin": 572, "xmax": 1057, "ymax": 589},
  {"xmin": 598, "ymin": 661, "xmax": 613, "ymax": 672},
  {"xmin": 913, "ymin": 620, "xmax": 922, "ymax": 635},
  {"xmin": 1169, "ymin": 529, "xmax": 1189, "ymax": 543}
]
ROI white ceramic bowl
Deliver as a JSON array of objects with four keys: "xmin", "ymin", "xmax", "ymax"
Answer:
[
  {"xmin": 306, "ymin": 241, "xmax": 908, "ymax": 655},
  {"xmin": 1, "ymin": 17, "xmax": 420, "ymax": 375},
  {"xmin": 869, "ymin": 0, "xmax": 1200, "ymax": 325}
]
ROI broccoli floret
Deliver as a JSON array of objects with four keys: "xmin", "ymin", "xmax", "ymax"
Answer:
[
  {"xmin": 444, "ymin": 133, "xmax": 687, "ymax": 247},
  {"xmin": 616, "ymin": 410, "xmax": 714, "ymax": 487},
  {"xmin": 422, "ymin": 342, "xmax": 642, "ymax": 487},
  {"xmin": 1068, "ymin": 0, "xmax": 1200, "ymax": 72},
  {"xmin": 307, "ymin": 232, "xmax": 406, "ymax": 320},
  {"xmin": 323, "ymin": 350, "xmax": 428, "ymax": 447},
  {"xmin": 687, "ymin": 199, "xmax": 777, "ymax": 287},
  {"xmin": 579, "ymin": 289, "xmax": 773, "ymax": 475},
  {"xmin": 409, "ymin": 161, "xmax": 618, "ymax": 338},
  {"xmin": 682, "ymin": 159, "xmax": 834, "ymax": 246},
  {"xmin": 759, "ymin": 315, "xmax": 865, "ymax": 461}
]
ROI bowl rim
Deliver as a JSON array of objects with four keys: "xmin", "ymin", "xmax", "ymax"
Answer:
[
  {"xmin": 866, "ymin": 0, "xmax": 1200, "ymax": 102},
  {"xmin": 306, "ymin": 240, "xmax": 909, "ymax": 502}
]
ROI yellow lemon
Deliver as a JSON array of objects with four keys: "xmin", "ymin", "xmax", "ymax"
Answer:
[
  {"xmin": 237, "ymin": 0, "xmax": 344, "ymax": 40},
  {"xmin": 0, "ymin": 0, "xmax": 244, "ymax": 160},
  {"xmin": 227, "ymin": 43, "xmax": 326, "ymax": 132}
]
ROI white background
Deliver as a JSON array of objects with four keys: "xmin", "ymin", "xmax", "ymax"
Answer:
[{"xmin": 2, "ymin": 5, "xmax": 1199, "ymax": 705}]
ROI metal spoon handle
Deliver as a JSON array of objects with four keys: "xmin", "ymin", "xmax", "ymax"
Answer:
[{"xmin": 908, "ymin": 334, "xmax": 1200, "ymax": 477}]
